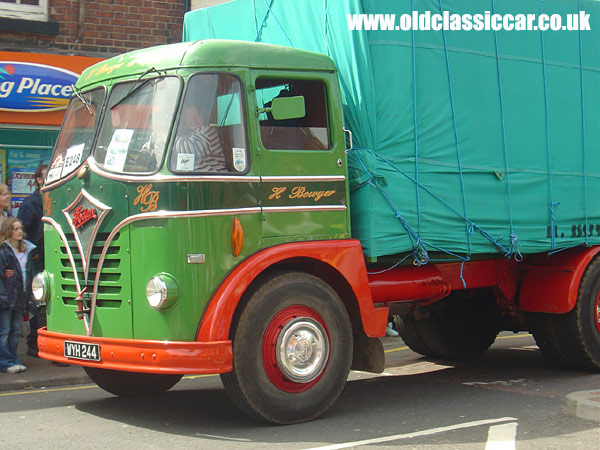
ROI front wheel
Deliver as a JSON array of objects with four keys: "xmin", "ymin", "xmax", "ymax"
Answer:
[
  {"xmin": 221, "ymin": 272, "xmax": 353, "ymax": 424},
  {"xmin": 84, "ymin": 367, "xmax": 182, "ymax": 397}
]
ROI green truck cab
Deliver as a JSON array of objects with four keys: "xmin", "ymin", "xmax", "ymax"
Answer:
[
  {"xmin": 36, "ymin": 39, "xmax": 600, "ymax": 424},
  {"xmin": 36, "ymin": 40, "xmax": 385, "ymax": 423}
]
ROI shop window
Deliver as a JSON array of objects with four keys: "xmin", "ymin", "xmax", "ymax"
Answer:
[
  {"xmin": 256, "ymin": 78, "xmax": 329, "ymax": 151},
  {"xmin": 0, "ymin": 0, "xmax": 48, "ymax": 22}
]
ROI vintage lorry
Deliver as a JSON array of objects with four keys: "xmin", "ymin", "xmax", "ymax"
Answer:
[{"xmin": 36, "ymin": 0, "xmax": 599, "ymax": 424}]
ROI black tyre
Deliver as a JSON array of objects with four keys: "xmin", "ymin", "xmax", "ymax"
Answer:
[
  {"xmin": 220, "ymin": 272, "xmax": 353, "ymax": 424},
  {"xmin": 84, "ymin": 367, "xmax": 182, "ymax": 397},
  {"xmin": 395, "ymin": 314, "xmax": 442, "ymax": 358},
  {"xmin": 528, "ymin": 312, "xmax": 571, "ymax": 367},
  {"xmin": 402, "ymin": 291, "xmax": 500, "ymax": 359},
  {"xmin": 541, "ymin": 258, "xmax": 600, "ymax": 371}
]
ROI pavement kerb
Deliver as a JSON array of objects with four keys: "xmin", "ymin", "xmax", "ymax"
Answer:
[
  {"xmin": 0, "ymin": 339, "xmax": 91, "ymax": 393},
  {"xmin": 564, "ymin": 390, "xmax": 600, "ymax": 423},
  {"xmin": 0, "ymin": 372, "xmax": 92, "ymax": 392}
]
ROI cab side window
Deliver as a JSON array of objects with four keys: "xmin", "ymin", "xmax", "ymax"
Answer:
[
  {"xmin": 256, "ymin": 78, "xmax": 329, "ymax": 150},
  {"xmin": 169, "ymin": 73, "xmax": 248, "ymax": 174}
]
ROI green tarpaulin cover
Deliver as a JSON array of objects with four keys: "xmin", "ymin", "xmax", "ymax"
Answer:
[{"xmin": 184, "ymin": 0, "xmax": 600, "ymax": 261}]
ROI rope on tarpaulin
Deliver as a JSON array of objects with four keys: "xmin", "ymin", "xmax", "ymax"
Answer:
[
  {"xmin": 349, "ymin": 148, "xmax": 514, "ymax": 271},
  {"xmin": 491, "ymin": 0, "xmax": 522, "ymax": 262},
  {"xmin": 411, "ymin": 0, "xmax": 424, "ymax": 262},
  {"xmin": 439, "ymin": 0, "xmax": 472, "ymax": 263},
  {"xmin": 254, "ymin": 0, "xmax": 295, "ymax": 47},
  {"xmin": 539, "ymin": 0, "xmax": 559, "ymax": 251},
  {"xmin": 577, "ymin": 0, "xmax": 590, "ymax": 247}
]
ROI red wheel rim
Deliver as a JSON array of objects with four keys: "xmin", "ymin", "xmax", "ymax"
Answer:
[
  {"xmin": 595, "ymin": 290, "xmax": 600, "ymax": 335},
  {"xmin": 262, "ymin": 305, "xmax": 330, "ymax": 393}
]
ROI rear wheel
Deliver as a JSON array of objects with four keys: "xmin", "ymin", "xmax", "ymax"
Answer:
[
  {"xmin": 399, "ymin": 291, "xmax": 500, "ymax": 359},
  {"xmin": 83, "ymin": 367, "xmax": 182, "ymax": 397},
  {"xmin": 531, "ymin": 258, "xmax": 600, "ymax": 371},
  {"xmin": 528, "ymin": 312, "xmax": 571, "ymax": 367},
  {"xmin": 220, "ymin": 272, "xmax": 352, "ymax": 424},
  {"xmin": 395, "ymin": 314, "xmax": 441, "ymax": 358}
]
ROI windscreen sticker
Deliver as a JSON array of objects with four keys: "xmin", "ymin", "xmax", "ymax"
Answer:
[
  {"xmin": 232, "ymin": 147, "xmax": 246, "ymax": 172},
  {"xmin": 61, "ymin": 143, "xmax": 85, "ymax": 177},
  {"xmin": 47, "ymin": 154, "xmax": 64, "ymax": 183},
  {"xmin": 105, "ymin": 128, "xmax": 134, "ymax": 172},
  {"xmin": 176, "ymin": 153, "xmax": 195, "ymax": 171}
]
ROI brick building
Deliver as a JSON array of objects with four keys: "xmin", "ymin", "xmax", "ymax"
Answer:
[{"xmin": 0, "ymin": 0, "xmax": 186, "ymax": 56}]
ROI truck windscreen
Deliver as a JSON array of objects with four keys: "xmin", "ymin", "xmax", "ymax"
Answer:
[
  {"xmin": 94, "ymin": 76, "xmax": 180, "ymax": 174},
  {"xmin": 46, "ymin": 87, "xmax": 106, "ymax": 184}
]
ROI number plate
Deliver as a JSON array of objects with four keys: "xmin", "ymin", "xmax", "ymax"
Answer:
[{"xmin": 64, "ymin": 341, "xmax": 101, "ymax": 361}]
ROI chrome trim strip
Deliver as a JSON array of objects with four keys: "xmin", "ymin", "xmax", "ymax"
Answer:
[
  {"xmin": 88, "ymin": 207, "xmax": 261, "ymax": 336},
  {"xmin": 263, "ymin": 205, "xmax": 347, "ymax": 213},
  {"xmin": 88, "ymin": 158, "xmax": 261, "ymax": 183},
  {"xmin": 62, "ymin": 189, "xmax": 112, "ymax": 282},
  {"xmin": 261, "ymin": 175, "xmax": 346, "ymax": 182},
  {"xmin": 42, "ymin": 217, "xmax": 82, "ymax": 296}
]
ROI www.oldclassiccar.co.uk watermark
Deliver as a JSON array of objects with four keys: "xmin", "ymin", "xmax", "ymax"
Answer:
[{"xmin": 347, "ymin": 11, "xmax": 591, "ymax": 31}]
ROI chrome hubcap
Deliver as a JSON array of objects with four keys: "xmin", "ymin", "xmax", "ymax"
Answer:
[{"xmin": 276, "ymin": 318, "xmax": 329, "ymax": 383}]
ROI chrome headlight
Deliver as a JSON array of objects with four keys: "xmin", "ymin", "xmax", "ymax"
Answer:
[
  {"xmin": 32, "ymin": 271, "xmax": 50, "ymax": 304},
  {"xmin": 146, "ymin": 274, "xmax": 179, "ymax": 310}
]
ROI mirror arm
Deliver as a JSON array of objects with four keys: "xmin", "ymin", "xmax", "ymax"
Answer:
[{"xmin": 256, "ymin": 107, "xmax": 272, "ymax": 116}]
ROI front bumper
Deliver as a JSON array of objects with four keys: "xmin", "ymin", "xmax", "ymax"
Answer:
[{"xmin": 38, "ymin": 328, "xmax": 233, "ymax": 374}]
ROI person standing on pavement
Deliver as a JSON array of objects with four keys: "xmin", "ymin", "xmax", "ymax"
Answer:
[
  {"xmin": 17, "ymin": 164, "xmax": 47, "ymax": 357},
  {"xmin": 0, "ymin": 218, "xmax": 35, "ymax": 374},
  {"xmin": 0, "ymin": 183, "xmax": 12, "ymax": 227}
]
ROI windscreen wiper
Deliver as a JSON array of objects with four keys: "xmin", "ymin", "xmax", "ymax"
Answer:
[
  {"xmin": 72, "ymin": 85, "xmax": 94, "ymax": 115},
  {"xmin": 110, "ymin": 67, "xmax": 165, "ymax": 110}
]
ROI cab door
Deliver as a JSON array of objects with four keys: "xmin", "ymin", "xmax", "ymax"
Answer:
[{"xmin": 251, "ymin": 71, "xmax": 350, "ymax": 242}]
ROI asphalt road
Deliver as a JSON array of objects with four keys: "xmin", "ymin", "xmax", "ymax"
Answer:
[{"xmin": 1, "ymin": 333, "xmax": 598, "ymax": 449}]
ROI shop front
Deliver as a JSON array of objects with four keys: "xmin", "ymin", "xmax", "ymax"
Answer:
[{"xmin": 0, "ymin": 52, "xmax": 102, "ymax": 213}]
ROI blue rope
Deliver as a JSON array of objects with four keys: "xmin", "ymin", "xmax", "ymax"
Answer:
[
  {"xmin": 538, "ymin": 0, "xmax": 557, "ymax": 250},
  {"xmin": 350, "ymin": 148, "xmax": 511, "ymax": 258},
  {"xmin": 491, "ymin": 0, "xmax": 521, "ymax": 261},
  {"xmin": 578, "ymin": 0, "xmax": 589, "ymax": 246},
  {"xmin": 323, "ymin": 0, "xmax": 329, "ymax": 55},
  {"xmin": 366, "ymin": 253, "xmax": 412, "ymax": 275},
  {"xmin": 459, "ymin": 260, "xmax": 467, "ymax": 289},
  {"xmin": 254, "ymin": 0, "xmax": 294, "ymax": 47},
  {"xmin": 254, "ymin": 0, "xmax": 273, "ymax": 41},
  {"xmin": 252, "ymin": 0, "xmax": 258, "ymax": 38},
  {"xmin": 411, "ymin": 0, "xmax": 423, "ymax": 243},
  {"xmin": 439, "ymin": 0, "xmax": 471, "ymax": 256}
]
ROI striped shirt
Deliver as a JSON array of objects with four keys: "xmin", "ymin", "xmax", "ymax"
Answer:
[{"xmin": 173, "ymin": 125, "xmax": 226, "ymax": 172}]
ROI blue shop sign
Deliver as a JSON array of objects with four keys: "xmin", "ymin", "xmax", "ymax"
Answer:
[{"xmin": 0, "ymin": 62, "xmax": 78, "ymax": 112}]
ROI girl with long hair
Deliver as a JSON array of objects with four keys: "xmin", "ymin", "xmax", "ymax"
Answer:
[{"xmin": 0, "ymin": 217, "xmax": 35, "ymax": 373}]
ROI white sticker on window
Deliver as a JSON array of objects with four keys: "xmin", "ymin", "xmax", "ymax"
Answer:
[
  {"xmin": 232, "ymin": 147, "xmax": 246, "ymax": 172},
  {"xmin": 47, "ymin": 154, "xmax": 64, "ymax": 183},
  {"xmin": 105, "ymin": 129, "xmax": 134, "ymax": 172},
  {"xmin": 176, "ymin": 153, "xmax": 195, "ymax": 171},
  {"xmin": 61, "ymin": 143, "xmax": 85, "ymax": 177}
]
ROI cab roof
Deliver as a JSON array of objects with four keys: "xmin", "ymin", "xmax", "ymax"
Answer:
[{"xmin": 77, "ymin": 39, "xmax": 337, "ymax": 88}]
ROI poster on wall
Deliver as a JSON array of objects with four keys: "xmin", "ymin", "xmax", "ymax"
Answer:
[
  {"xmin": 6, "ymin": 148, "xmax": 51, "ymax": 188},
  {"xmin": 10, "ymin": 168, "xmax": 36, "ymax": 195},
  {"xmin": 11, "ymin": 196, "xmax": 25, "ymax": 217}
]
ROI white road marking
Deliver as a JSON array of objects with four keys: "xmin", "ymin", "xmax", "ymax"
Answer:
[
  {"xmin": 301, "ymin": 417, "xmax": 518, "ymax": 450},
  {"xmin": 485, "ymin": 422, "xmax": 518, "ymax": 450},
  {"xmin": 194, "ymin": 433, "xmax": 251, "ymax": 441}
]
